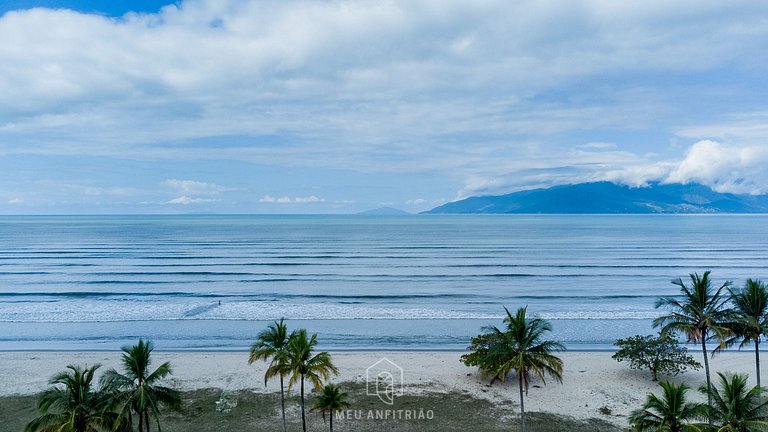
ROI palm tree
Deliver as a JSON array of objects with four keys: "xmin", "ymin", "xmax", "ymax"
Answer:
[
  {"xmin": 101, "ymin": 339, "xmax": 182, "ymax": 432},
  {"xmin": 469, "ymin": 306, "xmax": 564, "ymax": 432},
  {"xmin": 286, "ymin": 329, "xmax": 339, "ymax": 432},
  {"xmin": 727, "ymin": 279, "xmax": 768, "ymax": 389},
  {"xmin": 311, "ymin": 384, "xmax": 350, "ymax": 432},
  {"xmin": 628, "ymin": 381, "xmax": 707, "ymax": 432},
  {"xmin": 249, "ymin": 318, "xmax": 292, "ymax": 432},
  {"xmin": 25, "ymin": 364, "xmax": 118, "ymax": 432},
  {"xmin": 654, "ymin": 271, "xmax": 732, "ymax": 424},
  {"xmin": 700, "ymin": 372, "xmax": 768, "ymax": 431}
]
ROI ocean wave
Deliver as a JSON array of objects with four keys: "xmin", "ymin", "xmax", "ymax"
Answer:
[
  {"xmin": 0, "ymin": 291, "xmax": 662, "ymax": 301},
  {"xmin": 0, "ymin": 300, "xmax": 662, "ymax": 323}
]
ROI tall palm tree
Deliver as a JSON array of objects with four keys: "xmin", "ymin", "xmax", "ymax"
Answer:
[
  {"xmin": 628, "ymin": 381, "xmax": 707, "ymax": 432},
  {"xmin": 286, "ymin": 329, "xmax": 339, "ymax": 432},
  {"xmin": 654, "ymin": 271, "xmax": 732, "ymax": 424},
  {"xmin": 249, "ymin": 318, "xmax": 292, "ymax": 432},
  {"xmin": 101, "ymin": 339, "xmax": 182, "ymax": 432},
  {"xmin": 25, "ymin": 364, "xmax": 118, "ymax": 432},
  {"xmin": 700, "ymin": 372, "xmax": 768, "ymax": 432},
  {"xmin": 311, "ymin": 384, "xmax": 350, "ymax": 432},
  {"xmin": 727, "ymin": 279, "xmax": 768, "ymax": 389},
  {"xmin": 473, "ymin": 306, "xmax": 564, "ymax": 432}
]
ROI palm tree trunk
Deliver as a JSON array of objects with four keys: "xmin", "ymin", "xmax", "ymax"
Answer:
[
  {"xmin": 145, "ymin": 411, "xmax": 151, "ymax": 432},
  {"xmin": 301, "ymin": 373, "xmax": 307, "ymax": 432},
  {"xmin": 518, "ymin": 372, "xmax": 526, "ymax": 432},
  {"xmin": 280, "ymin": 375, "xmax": 287, "ymax": 432},
  {"xmin": 330, "ymin": 410, "xmax": 333, "ymax": 432},
  {"xmin": 701, "ymin": 337, "xmax": 712, "ymax": 428},
  {"xmin": 138, "ymin": 409, "xmax": 144, "ymax": 432},
  {"xmin": 756, "ymin": 338, "xmax": 761, "ymax": 390}
]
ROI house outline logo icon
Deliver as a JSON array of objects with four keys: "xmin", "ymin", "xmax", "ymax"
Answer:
[{"xmin": 366, "ymin": 357, "xmax": 403, "ymax": 405}]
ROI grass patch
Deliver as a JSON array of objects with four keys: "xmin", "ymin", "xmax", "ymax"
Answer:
[{"xmin": 1, "ymin": 383, "xmax": 621, "ymax": 431}]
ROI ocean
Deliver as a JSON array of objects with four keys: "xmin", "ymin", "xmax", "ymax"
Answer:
[{"xmin": 0, "ymin": 214, "xmax": 765, "ymax": 351}]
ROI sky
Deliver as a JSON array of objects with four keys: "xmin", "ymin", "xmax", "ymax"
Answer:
[{"xmin": 1, "ymin": 0, "xmax": 767, "ymax": 214}]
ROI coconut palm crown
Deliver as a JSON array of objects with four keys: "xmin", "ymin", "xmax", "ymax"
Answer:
[
  {"xmin": 25, "ymin": 364, "xmax": 118, "ymax": 432},
  {"xmin": 249, "ymin": 318, "xmax": 292, "ymax": 432},
  {"xmin": 100, "ymin": 339, "xmax": 181, "ymax": 432},
  {"xmin": 470, "ymin": 306, "xmax": 564, "ymax": 432},
  {"xmin": 654, "ymin": 271, "xmax": 733, "ymax": 423},
  {"xmin": 726, "ymin": 279, "xmax": 768, "ymax": 388},
  {"xmin": 701, "ymin": 372, "xmax": 768, "ymax": 432},
  {"xmin": 311, "ymin": 383, "xmax": 350, "ymax": 432},
  {"xmin": 286, "ymin": 329, "xmax": 339, "ymax": 432},
  {"xmin": 628, "ymin": 381, "xmax": 707, "ymax": 432}
]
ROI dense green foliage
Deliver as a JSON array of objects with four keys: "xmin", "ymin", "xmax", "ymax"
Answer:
[
  {"xmin": 101, "ymin": 339, "xmax": 182, "ymax": 432},
  {"xmin": 285, "ymin": 328, "xmax": 338, "ymax": 432},
  {"xmin": 702, "ymin": 372, "xmax": 768, "ymax": 432},
  {"xmin": 613, "ymin": 333, "xmax": 701, "ymax": 381},
  {"xmin": 311, "ymin": 384, "xmax": 350, "ymax": 432},
  {"xmin": 249, "ymin": 318, "xmax": 292, "ymax": 432},
  {"xmin": 628, "ymin": 381, "xmax": 707, "ymax": 432},
  {"xmin": 462, "ymin": 306, "xmax": 564, "ymax": 432},
  {"xmin": 654, "ymin": 271, "xmax": 734, "ymax": 425},
  {"xmin": 726, "ymin": 279, "xmax": 768, "ymax": 389},
  {"xmin": 25, "ymin": 364, "xmax": 119, "ymax": 432},
  {"xmin": 26, "ymin": 340, "xmax": 180, "ymax": 432}
]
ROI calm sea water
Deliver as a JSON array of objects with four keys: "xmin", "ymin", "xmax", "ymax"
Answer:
[{"xmin": 0, "ymin": 215, "xmax": 765, "ymax": 350}]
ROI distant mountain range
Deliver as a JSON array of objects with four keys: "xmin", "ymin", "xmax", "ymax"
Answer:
[{"xmin": 425, "ymin": 182, "xmax": 768, "ymax": 214}]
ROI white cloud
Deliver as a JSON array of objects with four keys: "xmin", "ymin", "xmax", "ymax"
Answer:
[
  {"xmin": 7, "ymin": 198, "xmax": 23, "ymax": 204},
  {"xmin": 1, "ymin": 0, "xmax": 767, "ymax": 172},
  {"xmin": 575, "ymin": 142, "xmax": 617, "ymax": 150},
  {"xmin": 165, "ymin": 196, "xmax": 217, "ymax": 204},
  {"xmin": 596, "ymin": 141, "xmax": 768, "ymax": 196},
  {"xmin": 406, "ymin": 198, "xmax": 427, "ymax": 205},
  {"xmin": 676, "ymin": 111, "xmax": 768, "ymax": 144},
  {"xmin": 260, "ymin": 195, "xmax": 325, "ymax": 204},
  {"xmin": 47, "ymin": 183, "xmax": 136, "ymax": 196},
  {"xmin": 294, "ymin": 195, "xmax": 324, "ymax": 203},
  {"xmin": 163, "ymin": 179, "xmax": 234, "ymax": 195},
  {"xmin": 663, "ymin": 140, "xmax": 768, "ymax": 194},
  {"xmin": 457, "ymin": 137, "xmax": 768, "ymax": 198},
  {"xmin": 2, "ymin": 0, "xmax": 768, "ymax": 211}
]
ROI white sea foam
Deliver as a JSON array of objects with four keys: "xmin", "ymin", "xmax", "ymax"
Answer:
[
  {"xmin": 0, "ymin": 300, "xmax": 661, "ymax": 323},
  {"xmin": 0, "ymin": 215, "xmax": 763, "ymax": 349}
]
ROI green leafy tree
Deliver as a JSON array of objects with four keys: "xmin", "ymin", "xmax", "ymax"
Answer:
[
  {"xmin": 613, "ymin": 333, "xmax": 701, "ymax": 381},
  {"xmin": 249, "ymin": 318, "xmax": 291, "ymax": 432},
  {"xmin": 462, "ymin": 306, "xmax": 564, "ymax": 432},
  {"xmin": 311, "ymin": 384, "xmax": 350, "ymax": 432},
  {"xmin": 286, "ymin": 329, "xmax": 339, "ymax": 432},
  {"xmin": 700, "ymin": 372, "xmax": 768, "ymax": 432},
  {"xmin": 628, "ymin": 381, "xmax": 707, "ymax": 432},
  {"xmin": 654, "ymin": 271, "xmax": 733, "ymax": 424},
  {"xmin": 101, "ymin": 339, "xmax": 182, "ymax": 432},
  {"xmin": 726, "ymin": 279, "xmax": 768, "ymax": 389},
  {"xmin": 25, "ymin": 364, "xmax": 119, "ymax": 432},
  {"xmin": 461, "ymin": 332, "xmax": 497, "ymax": 369}
]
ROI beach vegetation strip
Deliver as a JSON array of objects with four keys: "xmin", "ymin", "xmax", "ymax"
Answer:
[{"xmin": 0, "ymin": 384, "xmax": 619, "ymax": 432}]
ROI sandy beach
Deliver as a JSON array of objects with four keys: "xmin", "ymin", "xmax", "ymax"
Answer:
[{"xmin": 0, "ymin": 350, "xmax": 758, "ymax": 427}]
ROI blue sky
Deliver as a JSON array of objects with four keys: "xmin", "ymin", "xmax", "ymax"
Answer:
[{"xmin": 1, "ymin": 1, "xmax": 768, "ymax": 214}]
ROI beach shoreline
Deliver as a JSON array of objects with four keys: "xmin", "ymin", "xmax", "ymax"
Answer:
[{"xmin": 2, "ymin": 350, "xmax": 758, "ymax": 427}]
